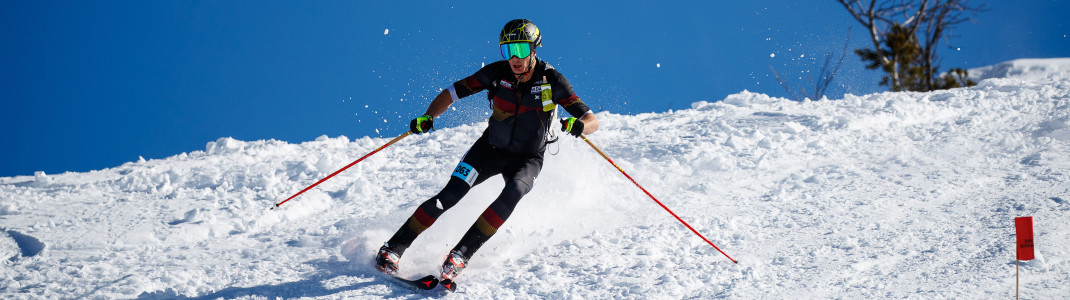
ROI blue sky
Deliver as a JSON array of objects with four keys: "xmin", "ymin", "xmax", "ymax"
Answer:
[{"xmin": 2, "ymin": 1, "xmax": 1068, "ymax": 177}]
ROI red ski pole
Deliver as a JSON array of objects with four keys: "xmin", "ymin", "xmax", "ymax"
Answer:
[
  {"xmin": 580, "ymin": 134, "xmax": 737, "ymax": 263},
  {"xmin": 272, "ymin": 131, "xmax": 411, "ymax": 209}
]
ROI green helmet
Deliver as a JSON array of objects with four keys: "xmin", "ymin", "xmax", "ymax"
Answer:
[{"xmin": 499, "ymin": 19, "xmax": 541, "ymax": 46}]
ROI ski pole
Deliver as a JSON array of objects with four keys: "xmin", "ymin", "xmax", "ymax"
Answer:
[
  {"xmin": 272, "ymin": 131, "xmax": 412, "ymax": 209},
  {"xmin": 579, "ymin": 134, "xmax": 738, "ymax": 263}
]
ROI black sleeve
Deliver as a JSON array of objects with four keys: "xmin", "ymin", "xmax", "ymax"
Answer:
[
  {"xmin": 451, "ymin": 61, "xmax": 506, "ymax": 99},
  {"xmin": 549, "ymin": 69, "xmax": 591, "ymax": 118}
]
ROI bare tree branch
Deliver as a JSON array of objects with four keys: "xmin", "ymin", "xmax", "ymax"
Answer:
[
  {"xmin": 838, "ymin": 0, "xmax": 983, "ymax": 92},
  {"xmin": 769, "ymin": 28, "xmax": 852, "ymax": 101}
]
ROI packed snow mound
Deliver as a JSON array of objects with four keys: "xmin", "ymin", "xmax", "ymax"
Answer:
[
  {"xmin": 969, "ymin": 57, "xmax": 1070, "ymax": 81},
  {"xmin": 1, "ymin": 59, "xmax": 1069, "ymax": 299}
]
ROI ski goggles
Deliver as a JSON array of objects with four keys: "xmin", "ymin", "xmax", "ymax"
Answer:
[{"xmin": 500, "ymin": 42, "xmax": 533, "ymax": 59}]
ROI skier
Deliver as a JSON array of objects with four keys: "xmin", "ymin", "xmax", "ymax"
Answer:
[{"xmin": 375, "ymin": 19, "xmax": 599, "ymax": 281}]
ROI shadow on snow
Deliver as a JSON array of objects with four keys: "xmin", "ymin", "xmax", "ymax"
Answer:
[{"xmin": 135, "ymin": 259, "xmax": 446, "ymax": 299}]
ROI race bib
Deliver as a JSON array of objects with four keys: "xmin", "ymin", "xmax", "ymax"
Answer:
[
  {"xmin": 452, "ymin": 162, "xmax": 479, "ymax": 186},
  {"xmin": 536, "ymin": 76, "xmax": 554, "ymax": 112}
]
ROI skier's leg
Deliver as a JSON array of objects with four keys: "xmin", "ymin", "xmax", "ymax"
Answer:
[
  {"xmin": 441, "ymin": 157, "xmax": 541, "ymax": 279},
  {"xmin": 451, "ymin": 156, "xmax": 543, "ymax": 260},
  {"xmin": 385, "ymin": 177, "xmax": 476, "ymax": 254},
  {"xmin": 378, "ymin": 161, "xmax": 497, "ymax": 275},
  {"xmin": 384, "ymin": 141, "xmax": 499, "ymax": 255}
]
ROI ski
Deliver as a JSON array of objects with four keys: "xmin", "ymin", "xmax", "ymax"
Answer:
[
  {"xmin": 439, "ymin": 278, "xmax": 457, "ymax": 292},
  {"xmin": 387, "ymin": 274, "xmax": 439, "ymax": 291}
]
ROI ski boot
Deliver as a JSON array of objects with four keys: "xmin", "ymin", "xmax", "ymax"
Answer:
[
  {"xmin": 375, "ymin": 243, "xmax": 401, "ymax": 275},
  {"xmin": 441, "ymin": 249, "xmax": 468, "ymax": 280}
]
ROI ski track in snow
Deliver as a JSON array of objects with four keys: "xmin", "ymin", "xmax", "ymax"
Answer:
[{"xmin": 2, "ymin": 58, "xmax": 1069, "ymax": 299}]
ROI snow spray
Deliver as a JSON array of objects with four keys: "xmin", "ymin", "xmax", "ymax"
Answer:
[{"xmin": 580, "ymin": 134, "xmax": 738, "ymax": 263}]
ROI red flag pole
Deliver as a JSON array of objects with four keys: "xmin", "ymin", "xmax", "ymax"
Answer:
[
  {"xmin": 580, "ymin": 134, "xmax": 737, "ymax": 263},
  {"xmin": 272, "ymin": 131, "xmax": 411, "ymax": 209}
]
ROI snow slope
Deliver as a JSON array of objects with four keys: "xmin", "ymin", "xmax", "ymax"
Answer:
[
  {"xmin": 968, "ymin": 58, "xmax": 1070, "ymax": 82},
  {"xmin": 2, "ymin": 58, "xmax": 1069, "ymax": 299}
]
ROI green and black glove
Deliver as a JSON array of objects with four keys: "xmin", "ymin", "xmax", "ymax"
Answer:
[
  {"xmin": 410, "ymin": 114, "xmax": 434, "ymax": 134},
  {"xmin": 560, "ymin": 117, "xmax": 584, "ymax": 137}
]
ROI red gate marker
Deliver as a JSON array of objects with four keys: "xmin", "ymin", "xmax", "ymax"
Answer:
[{"xmin": 1015, "ymin": 216, "xmax": 1034, "ymax": 261}]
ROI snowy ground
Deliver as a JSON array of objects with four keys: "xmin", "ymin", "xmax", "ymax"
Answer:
[{"xmin": 2, "ymin": 58, "xmax": 1069, "ymax": 299}]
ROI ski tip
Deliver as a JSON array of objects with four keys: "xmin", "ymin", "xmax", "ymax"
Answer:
[{"xmin": 440, "ymin": 279, "xmax": 457, "ymax": 292}]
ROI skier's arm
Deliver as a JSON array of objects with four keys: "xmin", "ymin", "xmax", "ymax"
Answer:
[
  {"xmin": 561, "ymin": 111, "xmax": 598, "ymax": 137},
  {"xmin": 423, "ymin": 89, "xmax": 454, "ymax": 118},
  {"xmin": 427, "ymin": 63, "xmax": 495, "ymax": 118},
  {"xmin": 579, "ymin": 112, "xmax": 599, "ymax": 135}
]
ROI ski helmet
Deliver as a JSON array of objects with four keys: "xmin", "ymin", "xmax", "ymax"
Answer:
[{"xmin": 499, "ymin": 19, "xmax": 541, "ymax": 46}]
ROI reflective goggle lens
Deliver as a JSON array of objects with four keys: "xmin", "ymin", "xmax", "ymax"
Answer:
[{"xmin": 500, "ymin": 42, "xmax": 532, "ymax": 59}]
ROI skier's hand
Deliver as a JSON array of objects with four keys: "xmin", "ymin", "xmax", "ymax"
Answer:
[
  {"xmin": 410, "ymin": 114, "xmax": 434, "ymax": 134},
  {"xmin": 560, "ymin": 117, "xmax": 584, "ymax": 137}
]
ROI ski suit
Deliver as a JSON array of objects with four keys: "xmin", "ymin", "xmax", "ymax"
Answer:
[{"xmin": 387, "ymin": 58, "xmax": 592, "ymax": 260}]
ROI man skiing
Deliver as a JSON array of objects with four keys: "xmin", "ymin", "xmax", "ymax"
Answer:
[{"xmin": 375, "ymin": 19, "xmax": 599, "ymax": 281}]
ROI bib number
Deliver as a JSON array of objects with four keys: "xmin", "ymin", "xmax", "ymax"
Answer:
[{"xmin": 452, "ymin": 162, "xmax": 479, "ymax": 186}]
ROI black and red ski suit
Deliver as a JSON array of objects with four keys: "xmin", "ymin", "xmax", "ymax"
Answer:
[{"xmin": 386, "ymin": 58, "xmax": 592, "ymax": 260}]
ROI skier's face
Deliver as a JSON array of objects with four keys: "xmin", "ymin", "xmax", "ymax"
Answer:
[{"xmin": 509, "ymin": 55, "xmax": 532, "ymax": 76}]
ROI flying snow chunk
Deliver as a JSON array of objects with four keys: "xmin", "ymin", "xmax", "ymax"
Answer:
[
  {"xmin": 340, "ymin": 238, "xmax": 362, "ymax": 261},
  {"xmin": 384, "ymin": 29, "xmax": 389, "ymax": 35}
]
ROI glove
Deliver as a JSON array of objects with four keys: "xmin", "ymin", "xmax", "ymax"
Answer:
[
  {"xmin": 560, "ymin": 117, "xmax": 584, "ymax": 137},
  {"xmin": 410, "ymin": 114, "xmax": 434, "ymax": 134}
]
